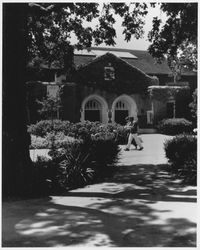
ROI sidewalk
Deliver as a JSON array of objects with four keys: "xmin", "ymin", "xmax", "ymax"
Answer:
[{"xmin": 2, "ymin": 134, "xmax": 197, "ymax": 247}]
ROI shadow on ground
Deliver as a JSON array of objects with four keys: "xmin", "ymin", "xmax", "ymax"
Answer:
[{"xmin": 2, "ymin": 164, "xmax": 197, "ymax": 247}]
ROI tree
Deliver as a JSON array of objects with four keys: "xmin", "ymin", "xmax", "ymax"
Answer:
[
  {"xmin": 28, "ymin": 3, "xmax": 148, "ymax": 72},
  {"xmin": 37, "ymin": 95, "xmax": 62, "ymax": 155},
  {"xmin": 148, "ymin": 3, "xmax": 197, "ymax": 73},
  {"xmin": 37, "ymin": 95, "xmax": 61, "ymax": 121},
  {"xmin": 3, "ymin": 3, "xmax": 149, "ymax": 197},
  {"xmin": 167, "ymin": 41, "xmax": 197, "ymax": 83},
  {"xmin": 3, "ymin": 4, "xmax": 34, "ymax": 197}
]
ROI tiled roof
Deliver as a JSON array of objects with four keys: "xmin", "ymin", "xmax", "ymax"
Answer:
[
  {"xmin": 74, "ymin": 47, "xmax": 172, "ymax": 75},
  {"xmin": 28, "ymin": 47, "xmax": 196, "ymax": 76}
]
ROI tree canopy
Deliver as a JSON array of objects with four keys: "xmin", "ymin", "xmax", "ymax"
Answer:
[
  {"xmin": 28, "ymin": 3, "xmax": 148, "ymax": 70},
  {"xmin": 28, "ymin": 2, "xmax": 198, "ymax": 72},
  {"xmin": 148, "ymin": 3, "xmax": 197, "ymax": 68}
]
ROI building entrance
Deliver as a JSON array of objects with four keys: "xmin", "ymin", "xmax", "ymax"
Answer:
[
  {"xmin": 115, "ymin": 110, "xmax": 129, "ymax": 125},
  {"xmin": 84, "ymin": 99, "xmax": 101, "ymax": 122},
  {"xmin": 114, "ymin": 100, "xmax": 129, "ymax": 125}
]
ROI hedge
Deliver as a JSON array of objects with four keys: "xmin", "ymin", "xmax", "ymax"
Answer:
[
  {"xmin": 28, "ymin": 120, "xmax": 71, "ymax": 137},
  {"xmin": 157, "ymin": 118, "xmax": 193, "ymax": 135},
  {"xmin": 164, "ymin": 134, "xmax": 197, "ymax": 185},
  {"xmin": 28, "ymin": 120, "xmax": 129, "ymax": 145}
]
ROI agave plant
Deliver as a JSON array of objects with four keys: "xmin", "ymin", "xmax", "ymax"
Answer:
[{"xmin": 57, "ymin": 142, "xmax": 95, "ymax": 189}]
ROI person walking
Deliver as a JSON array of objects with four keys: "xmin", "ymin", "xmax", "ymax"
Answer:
[
  {"xmin": 124, "ymin": 116, "xmax": 137, "ymax": 149},
  {"xmin": 124, "ymin": 116, "xmax": 143, "ymax": 151}
]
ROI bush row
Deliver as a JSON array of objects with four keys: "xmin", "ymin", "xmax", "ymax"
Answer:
[
  {"xmin": 28, "ymin": 120, "xmax": 129, "ymax": 145},
  {"xmin": 28, "ymin": 120, "xmax": 71, "ymax": 137},
  {"xmin": 157, "ymin": 118, "xmax": 193, "ymax": 135},
  {"xmin": 164, "ymin": 134, "xmax": 197, "ymax": 185},
  {"xmin": 28, "ymin": 118, "xmax": 194, "ymax": 143}
]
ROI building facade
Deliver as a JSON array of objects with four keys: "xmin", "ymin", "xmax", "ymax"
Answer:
[{"xmin": 27, "ymin": 48, "xmax": 196, "ymax": 127}]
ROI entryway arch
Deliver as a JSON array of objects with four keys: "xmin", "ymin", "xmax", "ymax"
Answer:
[
  {"xmin": 81, "ymin": 95, "xmax": 108, "ymax": 123},
  {"xmin": 112, "ymin": 95, "xmax": 138, "ymax": 124}
]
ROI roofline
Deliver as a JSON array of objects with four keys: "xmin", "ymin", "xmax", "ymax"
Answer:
[
  {"xmin": 77, "ymin": 52, "xmax": 155, "ymax": 81},
  {"xmin": 84, "ymin": 46, "xmax": 149, "ymax": 53}
]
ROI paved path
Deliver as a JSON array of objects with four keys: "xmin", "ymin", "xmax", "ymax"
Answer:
[{"xmin": 2, "ymin": 134, "xmax": 197, "ymax": 247}]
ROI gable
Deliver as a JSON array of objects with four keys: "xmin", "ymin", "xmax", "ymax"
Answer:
[
  {"xmin": 74, "ymin": 48, "xmax": 172, "ymax": 75},
  {"xmin": 75, "ymin": 52, "xmax": 158, "ymax": 94}
]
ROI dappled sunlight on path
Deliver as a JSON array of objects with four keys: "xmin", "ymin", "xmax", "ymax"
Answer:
[
  {"xmin": 3, "ymin": 134, "xmax": 197, "ymax": 247},
  {"xmin": 2, "ymin": 164, "xmax": 197, "ymax": 247}
]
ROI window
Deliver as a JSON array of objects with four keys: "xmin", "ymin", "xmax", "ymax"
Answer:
[{"xmin": 104, "ymin": 63, "xmax": 115, "ymax": 80}]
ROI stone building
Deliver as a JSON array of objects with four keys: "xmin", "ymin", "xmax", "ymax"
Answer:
[{"xmin": 27, "ymin": 47, "xmax": 197, "ymax": 127}]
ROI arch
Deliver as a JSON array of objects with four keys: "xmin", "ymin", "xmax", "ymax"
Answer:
[
  {"xmin": 81, "ymin": 95, "xmax": 108, "ymax": 123},
  {"xmin": 112, "ymin": 94, "xmax": 138, "ymax": 124}
]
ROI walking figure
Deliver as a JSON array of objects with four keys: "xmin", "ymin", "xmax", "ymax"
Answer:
[{"xmin": 124, "ymin": 116, "xmax": 143, "ymax": 151}]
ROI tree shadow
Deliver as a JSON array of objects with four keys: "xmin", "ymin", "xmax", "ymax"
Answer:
[
  {"xmin": 65, "ymin": 164, "xmax": 196, "ymax": 202},
  {"xmin": 2, "ymin": 164, "xmax": 197, "ymax": 247}
]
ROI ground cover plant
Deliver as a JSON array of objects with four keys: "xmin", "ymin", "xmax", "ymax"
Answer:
[{"xmin": 164, "ymin": 133, "xmax": 197, "ymax": 185}]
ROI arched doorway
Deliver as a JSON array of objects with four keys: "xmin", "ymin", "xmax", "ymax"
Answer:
[
  {"xmin": 81, "ymin": 95, "xmax": 108, "ymax": 123},
  {"xmin": 112, "ymin": 95, "xmax": 138, "ymax": 125},
  {"xmin": 114, "ymin": 100, "xmax": 129, "ymax": 125},
  {"xmin": 85, "ymin": 99, "xmax": 101, "ymax": 122}
]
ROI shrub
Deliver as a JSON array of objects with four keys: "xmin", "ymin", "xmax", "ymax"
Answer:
[
  {"xmin": 33, "ymin": 155, "xmax": 65, "ymax": 194},
  {"xmin": 164, "ymin": 134, "xmax": 197, "ymax": 165},
  {"xmin": 28, "ymin": 120, "xmax": 71, "ymax": 137},
  {"xmin": 113, "ymin": 124, "xmax": 129, "ymax": 144},
  {"xmin": 56, "ymin": 141, "xmax": 95, "ymax": 189},
  {"xmin": 32, "ymin": 130, "xmax": 120, "ymax": 192},
  {"xmin": 30, "ymin": 135, "xmax": 49, "ymax": 149},
  {"xmin": 158, "ymin": 118, "xmax": 193, "ymax": 135},
  {"xmin": 189, "ymin": 88, "xmax": 197, "ymax": 124},
  {"xmin": 164, "ymin": 134, "xmax": 197, "ymax": 184},
  {"xmin": 30, "ymin": 133, "xmax": 75, "ymax": 149},
  {"xmin": 90, "ymin": 132, "xmax": 120, "ymax": 166},
  {"xmin": 69, "ymin": 121, "xmax": 106, "ymax": 139},
  {"xmin": 28, "ymin": 120, "xmax": 129, "ymax": 147},
  {"xmin": 28, "ymin": 120, "xmax": 53, "ymax": 137},
  {"xmin": 180, "ymin": 153, "xmax": 197, "ymax": 185},
  {"xmin": 32, "ymin": 141, "xmax": 89, "ymax": 193}
]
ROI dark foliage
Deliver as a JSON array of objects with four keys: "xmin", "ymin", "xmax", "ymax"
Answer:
[
  {"xmin": 189, "ymin": 88, "xmax": 197, "ymax": 125},
  {"xmin": 33, "ymin": 133, "xmax": 120, "ymax": 192},
  {"xmin": 181, "ymin": 154, "xmax": 197, "ymax": 185},
  {"xmin": 54, "ymin": 141, "xmax": 95, "ymax": 190},
  {"xmin": 148, "ymin": 3, "xmax": 197, "ymax": 61},
  {"xmin": 157, "ymin": 118, "xmax": 193, "ymax": 135},
  {"xmin": 164, "ymin": 134, "xmax": 197, "ymax": 185},
  {"xmin": 28, "ymin": 3, "xmax": 148, "ymax": 71},
  {"xmin": 90, "ymin": 132, "xmax": 120, "ymax": 166}
]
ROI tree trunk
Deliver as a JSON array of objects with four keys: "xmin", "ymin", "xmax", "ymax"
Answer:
[{"xmin": 2, "ymin": 3, "xmax": 33, "ymax": 197}]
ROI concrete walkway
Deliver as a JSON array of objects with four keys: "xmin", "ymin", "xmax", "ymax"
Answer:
[{"xmin": 2, "ymin": 134, "xmax": 197, "ymax": 247}]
